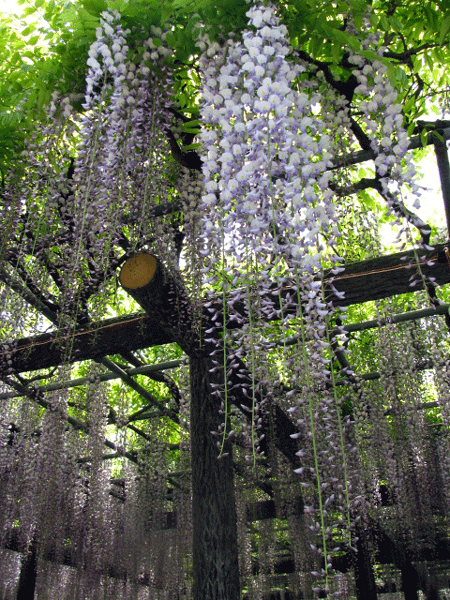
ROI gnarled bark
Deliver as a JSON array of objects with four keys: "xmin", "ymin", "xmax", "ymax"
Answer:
[{"xmin": 190, "ymin": 353, "xmax": 240, "ymax": 600}]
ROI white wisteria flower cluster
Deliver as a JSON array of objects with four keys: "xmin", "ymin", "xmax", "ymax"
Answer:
[
  {"xmin": 73, "ymin": 10, "xmax": 176, "ymax": 261},
  {"xmin": 198, "ymin": 3, "xmax": 338, "ymax": 275},
  {"xmin": 349, "ymin": 33, "xmax": 420, "ymax": 206}
]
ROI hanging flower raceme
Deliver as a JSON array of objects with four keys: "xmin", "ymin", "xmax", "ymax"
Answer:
[
  {"xmin": 73, "ymin": 11, "xmax": 175, "ymax": 251},
  {"xmin": 197, "ymin": 2, "xmax": 345, "ymax": 363},
  {"xmin": 198, "ymin": 6, "xmax": 344, "ymax": 394},
  {"xmin": 198, "ymin": 5, "xmax": 355, "ymax": 596},
  {"xmin": 198, "ymin": 4, "xmax": 339, "ymax": 276},
  {"xmin": 347, "ymin": 31, "xmax": 424, "ymax": 237}
]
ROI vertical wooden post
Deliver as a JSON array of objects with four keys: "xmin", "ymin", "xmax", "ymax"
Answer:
[
  {"xmin": 190, "ymin": 353, "xmax": 241, "ymax": 600},
  {"xmin": 400, "ymin": 564, "xmax": 420, "ymax": 600},
  {"xmin": 16, "ymin": 537, "xmax": 37, "ymax": 600},
  {"xmin": 433, "ymin": 136, "xmax": 450, "ymax": 238},
  {"xmin": 354, "ymin": 523, "xmax": 378, "ymax": 600},
  {"xmin": 120, "ymin": 254, "xmax": 241, "ymax": 600}
]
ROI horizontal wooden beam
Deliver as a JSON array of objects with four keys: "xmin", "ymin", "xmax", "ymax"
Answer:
[
  {"xmin": 324, "ymin": 243, "xmax": 450, "ymax": 306},
  {"xmin": 0, "ymin": 312, "xmax": 172, "ymax": 374},
  {"xmin": 200, "ymin": 244, "xmax": 450, "ymax": 329},
  {"xmin": 1, "ymin": 243, "xmax": 449, "ymax": 374}
]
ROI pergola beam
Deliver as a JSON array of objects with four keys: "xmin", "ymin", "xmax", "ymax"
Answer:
[
  {"xmin": 0, "ymin": 311, "xmax": 171, "ymax": 374},
  {"xmin": 269, "ymin": 302, "xmax": 450, "ymax": 348},
  {"xmin": 2, "ymin": 242, "xmax": 449, "ymax": 375},
  {"xmin": 99, "ymin": 356, "xmax": 180, "ymax": 424},
  {"xmin": 332, "ymin": 124, "xmax": 450, "ymax": 170}
]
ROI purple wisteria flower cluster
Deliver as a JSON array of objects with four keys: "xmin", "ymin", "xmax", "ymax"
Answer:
[
  {"xmin": 197, "ymin": 5, "xmax": 358, "ymax": 591},
  {"xmin": 76, "ymin": 11, "xmax": 173, "ymax": 237},
  {"xmin": 348, "ymin": 28, "xmax": 426, "ymax": 246},
  {"xmin": 198, "ymin": 4, "xmax": 338, "ymax": 273},
  {"xmin": 349, "ymin": 36, "xmax": 415, "ymax": 185}
]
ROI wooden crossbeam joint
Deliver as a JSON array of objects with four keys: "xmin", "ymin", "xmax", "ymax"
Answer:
[{"xmin": 119, "ymin": 254, "xmax": 199, "ymax": 356}]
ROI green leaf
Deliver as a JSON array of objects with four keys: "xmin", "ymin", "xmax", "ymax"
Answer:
[
  {"xmin": 21, "ymin": 25, "xmax": 35, "ymax": 36},
  {"xmin": 160, "ymin": 3, "xmax": 175, "ymax": 24},
  {"xmin": 391, "ymin": 17, "xmax": 402, "ymax": 31},
  {"xmin": 353, "ymin": 12, "xmax": 363, "ymax": 30},
  {"xmin": 357, "ymin": 167, "xmax": 366, "ymax": 178},
  {"xmin": 182, "ymin": 119, "xmax": 200, "ymax": 129},
  {"xmin": 369, "ymin": 12, "xmax": 378, "ymax": 28},
  {"xmin": 331, "ymin": 42, "xmax": 340, "ymax": 63},
  {"xmin": 359, "ymin": 49, "xmax": 390, "ymax": 66},
  {"xmin": 22, "ymin": 6, "xmax": 37, "ymax": 16},
  {"xmin": 181, "ymin": 142, "xmax": 201, "ymax": 151},
  {"xmin": 386, "ymin": 64, "xmax": 397, "ymax": 87},
  {"xmin": 318, "ymin": 23, "xmax": 361, "ymax": 53},
  {"xmin": 403, "ymin": 97, "xmax": 415, "ymax": 115},
  {"xmin": 420, "ymin": 128, "xmax": 428, "ymax": 147},
  {"xmin": 80, "ymin": 0, "xmax": 106, "ymax": 16},
  {"xmin": 385, "ymin": 64, "xmax": 407, "ymax": 89},
  {"xmin": 380, "ymin": 14, "xmax": 389, "ymax": 32},
  {"xmin": 424, "ymin": 51, "xmax": 434, "ymax": 72},
  {"xmin": 439, "ymin": 15, "xmax": 450, "ymax": 45},
  {"xmin": 309, "ymin": 34, "xmax": 324, "ymax": 58}
]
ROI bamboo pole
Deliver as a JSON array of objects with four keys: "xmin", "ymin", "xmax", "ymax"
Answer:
[{"xmin": 0, "ymin": 360, "xmax": 183, "ymax": 400}]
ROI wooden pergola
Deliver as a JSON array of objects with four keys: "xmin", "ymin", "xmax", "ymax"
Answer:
[{"xmin": 2, "ymin": 124, "xmax": 450, "ymax": 600}]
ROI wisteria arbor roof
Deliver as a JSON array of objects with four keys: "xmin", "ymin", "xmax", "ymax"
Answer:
[{"xmin": 1, "ymin": 1, "xmax": 450, "ymax": 600}]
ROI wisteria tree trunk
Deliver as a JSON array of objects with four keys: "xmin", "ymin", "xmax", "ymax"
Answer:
[{"xmin": 190, "ymin": 353, "xmax": 241, "ymax": 600}]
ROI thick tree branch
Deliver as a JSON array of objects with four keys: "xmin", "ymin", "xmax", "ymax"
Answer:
[
  {"xmin": 349, "ymin": 117, "xmax": 373, "ymax": 152},
  {"xmin": 0, "ymin": 267, "xmax": 59, "ymax": 323},
  {"xmin": 332, "ymin": 125, "xmax": 450, "ymax": 169},
  {"xmin": 329, "ymin": 176, "xmax": 431, "ymax": 243},
  {"xmin": 295, "ymin": 49, "xmax": 375, "ymax": 152},
  {"xmin": 296, "ymin": 50, "xmax": 358, "ymax": 103},
  {"xmin": 166, "ymin": 129, "xmax": 203, "ymax": 171},
  {"xmin": 4, "ymin": 255, "xmax": 60, "ymax": 315},
  {"xmin": 384, "ymin": 42, "xmax": 449, "ymax": 61}
]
